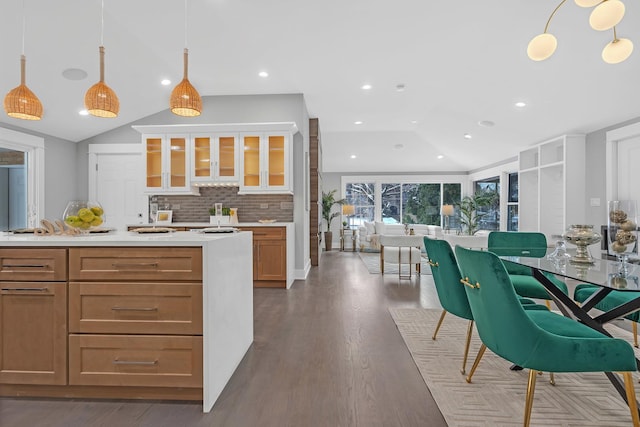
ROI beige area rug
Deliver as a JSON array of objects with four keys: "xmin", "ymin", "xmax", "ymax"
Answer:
[
  {"xmin": 389, "ymin": 307, "xmax": 640, "ymax": 427},
  {"xmin": 358, "ymin": 251, "xmax": 432, "ymax": 275}
]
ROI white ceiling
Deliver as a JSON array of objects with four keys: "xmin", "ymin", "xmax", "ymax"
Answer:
[{"xmin": 1, "ymin": 0, "xmax": 639, "ymax": 173}]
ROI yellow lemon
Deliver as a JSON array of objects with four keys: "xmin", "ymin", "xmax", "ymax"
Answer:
[
  {"xmin": 90, "ymin": 206, "xmax": 104, "ymax": 216},
  {"xmin": 65, "ymin": 215, "xmax": 80, "ymax": 225},
  {"xmin": 78, "ymin": 208, "xmax": 95, "ymax": 223},
  {"xmin": 90, "ymin": 217, "xmax": 103, "ymax": 227}
]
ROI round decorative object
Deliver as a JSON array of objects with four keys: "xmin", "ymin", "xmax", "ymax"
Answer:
[
  {"xmin": 63, "ymin": 200, "xmax": 105, "ymax": 232},
  {"xmin": 562, "ymin": 224, "xmax": 601, "ymax": 264},
  {"xmin": 607, "ymin": 200, "xmax": 638, "ymax": 277},
  {"xmin": 610, "ymin": 209, "xmax": 627, "ymax": 223}
]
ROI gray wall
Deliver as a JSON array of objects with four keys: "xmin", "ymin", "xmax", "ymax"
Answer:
[
  {"xmin": 77, "ymin": 93, "xmax": 311, "ymax": 275},
  {"xmin": 0, "ymin": 121, "xmax": 78, "ymax": 220}
]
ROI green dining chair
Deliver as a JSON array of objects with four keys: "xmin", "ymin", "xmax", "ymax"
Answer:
[
  {"xmin": 424, "ymin": 236, "xmax": 547, "ymax": 376},
  {"xmin": 574, "ymin": 284, "xmax": 640, "ymax": 347},
  {"xmin": 488, "ymin": 231, "xmax": 568, "ymax": 308},
  {"xmin": 455, "ymin": 245, "xmax": 640, "ymax": 427}
]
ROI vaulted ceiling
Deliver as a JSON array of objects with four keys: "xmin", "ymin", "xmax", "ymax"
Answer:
[{"xmin": 1, "ymin": 0, "xmax": 639, "ymax": 172}]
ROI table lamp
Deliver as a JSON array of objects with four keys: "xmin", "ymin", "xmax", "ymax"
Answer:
[
  {"xmin": 442, "ymin": 204, "xmax": 455, "ymax": 232},
  {"xmin": 342, "ymin": 204, "xmax": 355, "ymax": 228}
]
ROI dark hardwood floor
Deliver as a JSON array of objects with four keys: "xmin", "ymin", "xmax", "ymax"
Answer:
[{"xmin": 1, "ymin": 251, "xmax": 446, "ymax": 427}]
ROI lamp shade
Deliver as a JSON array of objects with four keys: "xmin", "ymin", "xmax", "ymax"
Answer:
[
  {"xmin": 84, "ymin": 46, "xmax": 119, "ymax": 118},
  {"xmin": 589, "ymin": 0, "xmax": 625, "ymax": 31},
  {"xmin": 342, "ymin": 205, "xmax": 355, "ymax": 216},
  {"xmin": 527, "ymin": 33, "xmax": 558, "ymax": 61},
  {"xmin": 602, "ymin": 37, "xmax": 633, "ymax": 63},
  {"xmin": 4, "ymin": 55, "xmax": 43, "ymax": 120},
  {"xmin": 170, "ymin": 48, "xmax": 202, "ymax": 117},
  {"xmin": 574, "ymin": 0, "xmax": 601, "ymax": 7},
  {"xmin": 442, "ymin": 204, "xmax": 455, "ymax": 216}
]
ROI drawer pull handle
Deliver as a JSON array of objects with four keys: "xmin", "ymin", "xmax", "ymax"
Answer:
[
  {"xmin": 2, "ymin": 264, "xmax": 49, "ymax": 268},
  {"xmin": 1, "ymin": 287, "xmax": 49, "ymax": 292},
  {"xmin": 111, "ymin": 262, "xmax": 159, "ymax": 269},
  {"xmin": 112, "ymin": 359, "xmax": 158, "ymax": 366},
  {"xmin": 111, "ymin": 306, "xmax": 158, "ymax": 312}
]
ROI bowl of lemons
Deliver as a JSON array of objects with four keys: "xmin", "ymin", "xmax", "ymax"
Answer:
[{"xmin": 63, "ymin": 200, "xmax": 105, "ymax": 232}]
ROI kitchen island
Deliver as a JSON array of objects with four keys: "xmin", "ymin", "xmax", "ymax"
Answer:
[{"xmin": 0, "ymin": 230, "xmax": 253, "ymax": 412}]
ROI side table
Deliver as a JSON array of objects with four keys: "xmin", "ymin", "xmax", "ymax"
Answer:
[{"xmin": 340, "ymin": 228, "xmax": 356, "ymax": 252}]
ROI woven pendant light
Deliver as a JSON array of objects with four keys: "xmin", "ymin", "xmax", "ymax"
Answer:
[
  {"xmin": 4, "ymin": 54, "xmax": 43, "ymax": 120},
  {"xmin": 4, "ymin": 0, "xmax": 43, "ymax": 121},
  {"xmin": 170, "ymin": 0, "xmax": 202, "ymax": 117},
  {"xmin": 84, "ymin": 46, "xmax": 119, "ymax": 118},
  {"xmin": 170, "ymin": 48, "xmax": 202, "ymax": 117},
  {"xmin": 84, "ymin": 0, "xmax": 119, "ymax": 118}
]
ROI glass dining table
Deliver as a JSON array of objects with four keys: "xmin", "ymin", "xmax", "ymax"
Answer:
[{"xmin": 501, "ymin": 248, "xmax": 640, "ymax": 408}]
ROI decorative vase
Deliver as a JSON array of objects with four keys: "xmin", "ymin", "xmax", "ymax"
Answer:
[
  {"xmin": 562, "ymin": 224, "xmax": 601, "ymax": 264},
  {"xmin": 63, "ymin": 200, "xmax": 105, "ymax": 233},
  {"xmin": 325, "ymin": 231, "xmax": 333, "ymax": 251},
  {"xmin": 607, "ymin": 200, "xmax": 638, "ymax": 277}
]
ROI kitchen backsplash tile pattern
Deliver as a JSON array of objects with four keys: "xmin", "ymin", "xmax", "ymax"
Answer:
[{"xmin": 151, "ymin": 187, "xmax": 294, "ymax": 223}]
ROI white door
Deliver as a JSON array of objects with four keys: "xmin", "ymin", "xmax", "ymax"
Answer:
[
  {"xmin": 91, "ymin": 151, "xmax": 147, "ymax": 231},
  {"xmin": 617, "ymin": 136, "xmax": 640, "ymax": 201}
]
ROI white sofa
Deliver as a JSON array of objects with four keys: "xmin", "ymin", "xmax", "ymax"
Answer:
[{"xmin": 357, "ymin": 221, "xmax": 443, "ymax": 252}]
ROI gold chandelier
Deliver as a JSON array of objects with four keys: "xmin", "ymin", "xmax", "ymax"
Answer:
[
  {"xmin": 527, "ymin": 0, "xmax": 633, "ymax": 64},
  {"xmin": 84, "ymin": 0, "xmax": 119, "ymax": 118},
  {"xmin": 170, "ymin": 0, "xmax": 202, "ymax": 117},
  {"xmin": 4, "ymin": 0, "xmax": 43, "ymax": 120}
]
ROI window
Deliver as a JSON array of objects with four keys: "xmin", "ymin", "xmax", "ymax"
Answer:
[
  {"xmin": 344, "ymin": 182, "xmax": 375, "ymax": 226},
  {"xmin": 381, "ymin": 183, "xmax": 401, "ymax": 223},
  {"xmin": 474, "ymin": 177, "xmax": 500, "ymax": 231},
  {"xmin": 507, "ymin": 172, "xmax": 518, "ymax": 231}
]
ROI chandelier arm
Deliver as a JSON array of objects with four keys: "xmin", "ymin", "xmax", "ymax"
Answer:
[
  {"xmin": 613, "ymin": 25, "xmax": 618, "ymax": 42},
  {"xmin": 544, "ymin": 0, "xmax": 568, "ymax": 33}
]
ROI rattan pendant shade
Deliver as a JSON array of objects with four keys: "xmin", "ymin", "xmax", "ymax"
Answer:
[
  {"xmin": 4, "ymin": 54, "xmax": 43, "ymax": 120},
  {"xmin": 170, "ymin": 48, "xmax": 202, "ymax": 117},
  {"xmin": 84, "ymin": 46, "xmax": 119, "ymax": 118}
]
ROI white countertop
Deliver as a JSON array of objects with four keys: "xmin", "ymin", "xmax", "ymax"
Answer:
[
  {"xmin": 0, "ymin": 230, "xmax": 250, "ymax": 247},
  {"xmin": 128, "ymin": 222, "xmax": 293, "ymax": 228}
]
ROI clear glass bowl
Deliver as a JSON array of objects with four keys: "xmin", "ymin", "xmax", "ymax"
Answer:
[{"xmin": 63, "ymin": 200, "xmax": 105, "ymax": 232}]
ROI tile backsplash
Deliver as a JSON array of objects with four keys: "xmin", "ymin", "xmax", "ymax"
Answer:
[{"xmin": 151, "ymin": 187, "xmax": 294, "ymax": 223}]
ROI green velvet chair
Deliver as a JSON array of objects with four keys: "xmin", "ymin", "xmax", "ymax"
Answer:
[
  {"xmin": 574, "ymin": 284, "xmax": 640, "ymax": 347},
  {"xmin": 488, "ymin": 231, "xmax": 568, "ymax": 308},
  {"xmin": 423, "ymin": 236, "xmax": 547, "ymax": 376},
  {"xmin": 455, "ymin": 245, "xmax": 640, "ymax": 427}
]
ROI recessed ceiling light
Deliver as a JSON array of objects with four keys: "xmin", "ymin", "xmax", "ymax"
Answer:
[
  {"xmin": 478, "ymin": 120, "xmax": 495, "ymax": 127},
  {"xmin": 437, "ymin": 155, "xmax": 444, "ymax": 159},
  {"xmin": 258, "ymin": 71, "xmax": 269, "ymax": 78},
  {"xmin": 161, "ymin": 79, "xmax": 171, "ymax": 86},
  {"xmin": 361, "ymin": 84, "xmax": 372, "ymax": 90},
  {"xmin": 394, "ymin": 144, "xmax": 404, "ymax": 150},
  {"xmin": 78, "ymin": 109, "xmax": 89, "ymax": 116},
  {"xmin": 350, "ymin": 155, "xmax": 357, "ymax": 159},
  {"xmin": 354, "ymin": 120, "xmax": 363, "ymax": 125},
  {"xmin": 62, "ymin": 68, "xmax": 88, "ymax": 81},
  {"xmin": 396, "ymin": 84, "xmax": 406, "ymax": 92},
  {"xmin": 464, "ymin": 133, "xmax": 472, "ymax": 139},
  {"xmin": 410, "ymin": 120, "xmax": 418, "ymax": 124},
  {"xmin": 515, "ymin": 101, "xmax": 527, "ymax": 108}
]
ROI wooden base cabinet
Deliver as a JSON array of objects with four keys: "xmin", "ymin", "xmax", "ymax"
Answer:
[{"xmin": 239, "ymin": 226, "xmax": 287, "ymax": 288}]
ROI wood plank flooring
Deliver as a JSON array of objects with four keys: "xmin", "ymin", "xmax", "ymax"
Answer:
[{"xmin": 0, "ymin": 251, "xmax": 446, "ymax": 427}]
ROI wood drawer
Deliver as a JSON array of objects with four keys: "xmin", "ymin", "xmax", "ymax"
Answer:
[
  {"xmin": 69, "ymin": 282, "xmax": 203, "ymax": 335},
  {"xmin": 0, "ymin": 249, "xmax": 67, "ymax": 282},
  {"xmin": 69, "ymin": 247, "xmax": 202, "ymax": 281},
  {"xmin": 238, "ymin": 226, "xmax": 285, "ymax": 240},
  {"xmin": 69, "ymin": 334, "xmax": 202, "ymax": 388}
]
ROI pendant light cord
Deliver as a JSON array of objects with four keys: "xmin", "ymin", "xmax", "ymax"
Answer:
[
  {"xmin": 21, "ymin": 0, "xmax": 25, "ymax": 55},
  {"xmin": 184, "ymin": 0, "xmax": 188, "ymax": 48}
]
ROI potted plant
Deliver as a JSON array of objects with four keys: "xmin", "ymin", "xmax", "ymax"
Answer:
[
  {"xmin": 456, "ymin": 193, "xmax": 496, "ymax": 235},
  {"xmin": 209, "ymin": 206, "xmax": 231, "ymax": 225},
  {"xmin": 322, "ymin": 190, "xmax": 345, "ymax": 251}
]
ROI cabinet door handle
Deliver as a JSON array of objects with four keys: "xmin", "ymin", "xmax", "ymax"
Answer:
[
  {"xmin": 111, "ymin": 306, "xmax": 158, "ymax": 312},
  {"xmin": 112, "ymin": 359, "xmax": 158, "ymax": 366},
  {"xmin": 2, "ymin": 264, "xmax": 49, "ymax": 268},
  {"xmin": 1, "ymin": 287, "xmax": 49, "ymax": 292},
  {"xmin": 112, "ymin": 262, "xmax": 159, "ymax": 269}
]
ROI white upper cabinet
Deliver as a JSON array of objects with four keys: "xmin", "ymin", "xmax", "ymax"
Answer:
[{"xmin": 133, "ymin": 122, "xmax": 297, "ymax": 195}]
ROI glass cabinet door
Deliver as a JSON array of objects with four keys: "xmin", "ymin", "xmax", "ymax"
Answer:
[
  {"xmin": 169, "ymin": 137, "xmax": 187, "ymax": 188},
  {"xmin": 217, "ymin": 136, "xmax": 236, "ymax": 180},
  {"xmin": 267, "ymin": 135, "xmax": 285, "ymax": 187},
  {"xmin": 146, "ymin": 137, "xmax": 163, "ymax": 189},
  {"xmin": 243, "ymin": 136, "xmax": 261, "ymax": 187},
  {"xmin": 193, "ymin": 136, "xmax": 211, "ymax": 180}
]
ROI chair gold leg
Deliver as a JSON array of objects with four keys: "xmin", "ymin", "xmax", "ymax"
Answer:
[
  {"xmin": 622, "ymin": 372, "xmax": 640, "ymax": 427},
  {"xmin": 545, "ymin": 300, "xmax": 551, "ymax": 310},
  {"xmin": 633, "ymin": 322, "xmax": 638, "ymax": 348},
  {"xmin": 465, "ymin": 343, "xmax": 486, "ymax": 383},
  {"xmin": 524, "ymin": 369, "xmax": 538, "ymax": 427},
  {"xmin": 461, "ymin": 320, "xmax": 474, "ymax": 375},
  {"xmin": 432, "ymin": 310, "xmax": 447, "ymax": 340},
  {"xmin": 549, "ymin": 372, "xmax": 555, "ymax": 386}
]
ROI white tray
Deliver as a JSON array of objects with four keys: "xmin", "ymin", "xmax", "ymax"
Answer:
[{"xmin": 202, "ymin": 227, "xmax": 238, "ymax": 233}]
